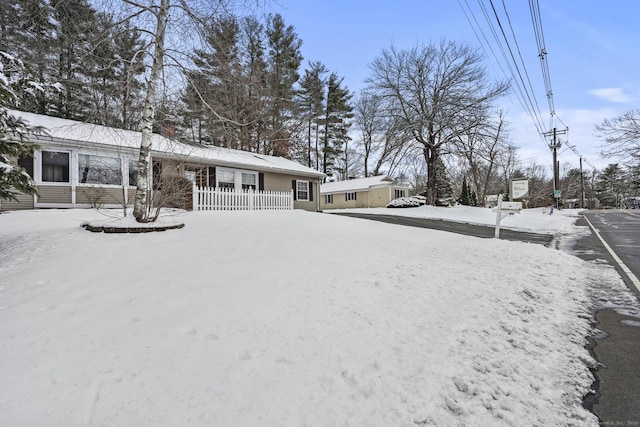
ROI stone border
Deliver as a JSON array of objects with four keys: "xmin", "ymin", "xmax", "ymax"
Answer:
[{"xmin": 82, "ymin": 223, "xmax": 185, "ymax": 233}]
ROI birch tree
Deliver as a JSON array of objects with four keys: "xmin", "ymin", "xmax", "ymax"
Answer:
[{"xmin": 130, "ymin": 0, "xmax": 169, "ymax": 222}]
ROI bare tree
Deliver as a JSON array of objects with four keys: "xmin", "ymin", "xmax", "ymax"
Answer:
[
  {"xmin": 353, "ymin": 90, "xmax": 411, "ymax": 178},
  {"xmin": 366, "ymin": 41, "xmax": 509, "ymax": 205},
  {"xmin": 452, "ymin": 109, "xmax": 510, "ymax": 204},
  {"xmin": 596, "ymin": 109, "xmax": 640, "ymax": 164}
]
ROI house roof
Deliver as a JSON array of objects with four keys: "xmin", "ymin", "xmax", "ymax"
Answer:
[
  {"xmin": 320, "ymin": 175, "xmax": 407, "ymax": 194},
  {"xmin": 12, "ymin": 110, "xmax": 325, "ymax": 179}
]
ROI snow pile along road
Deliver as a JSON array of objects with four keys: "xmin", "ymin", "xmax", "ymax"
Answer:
[{"xmin": 0, "ymin": 209, "xmax": 604, "ymax": 426}]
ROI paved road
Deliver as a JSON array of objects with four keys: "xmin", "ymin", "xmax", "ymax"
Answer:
[
  {"xmin": 328, "ymin": 212, "xmax": 554, "ymax": 246},
  {"xmin": 573, "ymin": 211, "xmax": 640, "ymax": 425},
  {"xmin": 583, "ymin": 210, "xmax": 640, "ymax": 294}
]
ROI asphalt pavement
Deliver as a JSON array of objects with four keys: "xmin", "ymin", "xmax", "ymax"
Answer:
[
  {"xmin": 579, "ymin": 211, "xmax": 640, "ymax": 425},
  {"xmin": 328, "ymin": 212, "xmax": 554, "ymax": 245}
]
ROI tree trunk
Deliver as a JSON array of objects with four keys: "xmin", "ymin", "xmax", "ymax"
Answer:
[
  {"xmin": 425, "ymin": 146, "xmax": 437, "ymax": 205},
  {"xmin": 133, "ymin": 0, "xmax": 169, "ymax": 222}
]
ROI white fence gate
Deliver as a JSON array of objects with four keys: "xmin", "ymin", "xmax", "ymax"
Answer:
[{"xmin": 192, "ymin": 183, "xmax": 294, "ymax": 211}]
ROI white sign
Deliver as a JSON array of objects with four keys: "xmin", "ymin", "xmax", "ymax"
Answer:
[
  {"xmin": 511, "ymin": 179, "xmax": 529, "ymax": 199},
  {"xmin": 492, "ymin": 201, "xmax": 522, "ymax": 213}
]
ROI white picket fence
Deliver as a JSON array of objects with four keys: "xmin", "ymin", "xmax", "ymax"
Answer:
[{"xmin": 192, "ymin": 183, "xmax": 294, "ymax": 211}]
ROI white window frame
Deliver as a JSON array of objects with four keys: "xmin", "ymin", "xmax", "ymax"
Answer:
[
  {"xmin": 394, "ymin": 189, "xmax": 406, "ymax": 199},
  {"xmin": 128, "ymin": 159, "xmax": 139, "ymax": 187},
  {"xmin": 241, "ymin": 172, "xmax": 257, "ymax": 190},
  {"xmin": 77, "ymin": 153, "xmax": 123, "ymax": 186},
  {"xmin": 345, "ymin": 191, "xmax": 357, "ymax": 201},
  {"xmin": 39, "ymin": 150, "xmax": 71, "ymax": 184},
  {"xmin": 296, "ymin": 180, "xmax": 309, "ymax": 201},
  {"xmin": 325, "ymin": 194, "xmax": 333, "ymax": 204},
  {"xmin": 216, "ymin": 167, "xmax": 259, "ymax": 191}
]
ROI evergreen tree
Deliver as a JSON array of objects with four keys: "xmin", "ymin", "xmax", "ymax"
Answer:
[
  {"xmin": 0, "ymin": 0, "xmax": 56, "ymax": 114},
  {"xmin": 0, "ymin": 52, "xmax": 40, "ymax": 200},
  {"xmin": 240, "ymin": 16, "xmax": 268, "ymax": 152},
  {"xmin": 435, "ymin": 156, "xmax": 453, "ymax": 201},
  {"xmin": 459, "ymin": 176, "xmax": 471, "ymax": 205},
  {"xmin": 112, "ymin": 21, "xmax": 146, "ymax": 129},
  {"xmin": 470, "ymin": 190, "xmax": 478, "ymax": 206},
  {"xmin": 298, "ymin": 61, "xmax": 327, "ymax": 168},
  {"xmin": 264, "ymin": 13, "xmax": 302, "ymax": 157},
  {"xmin": 321, "ymin": 72, "xmax": 353, "ymax": 176},
  {"xmin": 50, "ymin": 0, "xmax": 98, "ymax": 120}
]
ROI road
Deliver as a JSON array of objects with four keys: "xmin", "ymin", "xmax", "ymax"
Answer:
[
  {"xmin": 583, "ymin": 210, "xmax": 640, "ymax": 294},
  {"xmin": 328, "ymin": 212, "xmax": 554, "ymax": 246},
  {"xmin": 578, "ymin": 210, "xmax": 640, "ymax": 425}
]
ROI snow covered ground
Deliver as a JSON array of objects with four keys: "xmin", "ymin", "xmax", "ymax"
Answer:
[
  {"xmin": 0, "ymin": 206, "xmax": 632, "ymax": 426},
  {"xmin": 326, "ymin": 204, "xmax": 586, "ymax": 236}
]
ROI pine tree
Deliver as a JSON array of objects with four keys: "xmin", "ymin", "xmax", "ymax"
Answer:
[
  {"xmin": 298, "ymin": 61, "xmax": 327, "ymax": 168},
  {"xmin": 470, "ymin": 190, "xmax": 478, "ymax": 206},
  {"xmin": 459, "ymin": 176, "xmax": 471, "ymax": 205},
  {"xmin": 264, "ymin": 13, "xmax": 302, "ymax": 157},
  {"xmin": 434, "ymin": 156, "xmax": 453, "ymax": 201},
  {"xmin": 50, "ymin": 0, "xmax": 98, "ymax": 120},
  {"xmin": 0, "ymin": 0, "xmax": 56, "ymax": 114},
  {"xmin": 0, "ymin": 52, "xmax": 40, "ymax": 200},
  {"xmin": 321, "ymin": 72, "xmax": 353, "ymax": 177}
]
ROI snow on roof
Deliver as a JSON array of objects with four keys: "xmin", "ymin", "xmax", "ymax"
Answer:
[
  {"xmin": 320, "ymin": 175, "xmax": 406, "ymax": 194},
  {"xmin": 11, "ymin": 110, "xmax": 324, "ymax": 178}
]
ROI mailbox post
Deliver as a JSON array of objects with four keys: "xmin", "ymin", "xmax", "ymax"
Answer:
[{"xmin": 493, "ymin": 195, "xmax": 522, "ymax": 239}]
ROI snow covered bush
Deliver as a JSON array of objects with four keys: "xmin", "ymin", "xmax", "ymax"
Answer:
[{"xmin": 387, "ymin": 196, "xmax": 423, "ymax": 208}]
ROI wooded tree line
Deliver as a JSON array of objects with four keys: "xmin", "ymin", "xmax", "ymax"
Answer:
[
  {"xmin": 3, "ymin": 0, "xmax": 636, "ymax": 209},
  {"xmin": 0, "ymin": 0, "xmax": 355, "ymax": 179}
]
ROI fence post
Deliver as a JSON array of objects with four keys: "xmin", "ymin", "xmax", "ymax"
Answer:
[{"xmin": 192, "ymin": 182, "xmax": 199, "ymax": 211}]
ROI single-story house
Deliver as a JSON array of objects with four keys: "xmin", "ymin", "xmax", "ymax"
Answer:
[
  {"xmin": 320, "ymin": 175, "xmax": 411, "ymax": 209},
  {"xmin": 1, "ymin": 111, "xmax": 325, "ymax": 212}
]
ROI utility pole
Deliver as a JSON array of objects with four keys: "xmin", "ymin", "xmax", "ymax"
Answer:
[
  {"xmin": 580, "ymin": 157, "xmax": 586, "ymax": 209},
  {"xmin": 543, "ymin": 127, "xmax": 568, "ymax": 208}
]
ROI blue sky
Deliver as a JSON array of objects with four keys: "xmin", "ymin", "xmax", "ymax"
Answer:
[{"xmin": 271, "ymin": 0, "xmax": 640, "ymax": 172}]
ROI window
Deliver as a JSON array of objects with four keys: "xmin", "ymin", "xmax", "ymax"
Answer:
[
  {"xmin": 217, "ymin": 170, "xmax": 235, "ymax": 189},
  {"xmin": 345, "ymin": 192, "xmax": 356, "ymax": 201},
  {"xmin": 395, "ymin": 189, "xmax": 406, "ymax": 198},
  {"xmin": 41, "ymin": 151, "xmax": 69, "ymax": 183},
  {"xmin": 325, "ymin": 194, "xmax": 333, "ymax": 204},
  {"xmin": 241, "ymin": 172, "xmax": 257, "ymax": 190},
  {"xmin": 152, "ymin": 161, "xmax": 162, "ymax": 190},
  {"xmin": 296, "ymin": 180, "xmax": 309, "ymax": 201},
  {"xmin": 79, "ymin": 154, "xmax": 122, "ymax": 185},
  {"xmin": 128, "ymin": 160, "xmax": 138, "ymax": 186},
  {"xmin": 18, "ymin": 156, "xmax": 34, "ymax": 178}
]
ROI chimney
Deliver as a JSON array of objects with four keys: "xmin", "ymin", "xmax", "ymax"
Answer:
[{"xmin": 160, "ymin": 119, "xmax": 176, "ymax": 138}]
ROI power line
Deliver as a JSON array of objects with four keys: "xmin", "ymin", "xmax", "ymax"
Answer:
[{"xmin": 458, "ymin": 0, "xmax": 548, "ymax": 148}]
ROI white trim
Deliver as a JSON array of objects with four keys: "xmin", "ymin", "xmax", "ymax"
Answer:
[
  {"xmin": 296, "ymin": 180, "xmax": 310, "ymax": 201},
  {"xmin": 33, "ymin": 202, "xmax": 127, "ymax": 209},
  {"xmin": 216, "ymin": 167, "xmax": 258, "ymax": 190}
]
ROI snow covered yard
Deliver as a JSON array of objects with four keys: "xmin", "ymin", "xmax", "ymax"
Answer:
[{"xmin": 0, "ymin": 208, "xmax": 620, "ymax": 426}]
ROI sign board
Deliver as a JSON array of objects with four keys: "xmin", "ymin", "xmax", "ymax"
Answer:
[
  {"xmin": 554, "ymin": 189, "xmax": 561, "ymax": 198},
  {"xmin": 492, "ymin": 201, "xmax": 522, "ymax": 213},
  {"xmin": 511, "ymin": 179, "xmax": 529, "ymax": 199}
]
